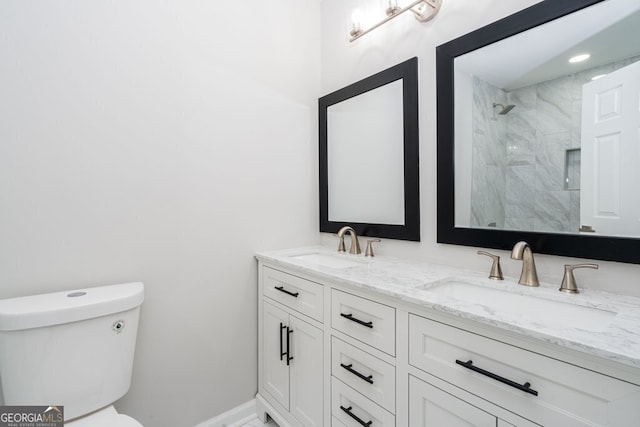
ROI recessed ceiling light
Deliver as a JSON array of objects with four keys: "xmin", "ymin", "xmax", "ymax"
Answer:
[
  {"xmin": 591, "ymin": 74, "xmax": 607, "ymax": 81},
  {"xmin": 569, "ymin": 54, "xmax": 591, "ymax": 63}
]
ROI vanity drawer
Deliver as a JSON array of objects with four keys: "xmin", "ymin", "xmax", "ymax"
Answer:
[
  {"xmin": 263, "ymin": 267, "xmax": 323, "ymax": 322},
  {"xmin": 409, "ymin": 314, "xmax": 640, "ymax": 426},
  {"xmin": 332, "ymin": 337, "xmax": 395, "ymax": 413},
  {"xmin": 409, "ymin": 375, "xmax": 497, "ymax": 427},
  {"xmin": 331, "ymin": 289, "xmax": 395, "ymax": 356},
  {"xmin": 332, "ymin": 377, "xmax": 395, "ymax": 427}
]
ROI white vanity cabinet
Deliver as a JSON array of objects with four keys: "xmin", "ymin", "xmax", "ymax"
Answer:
[
  {"xmin": 259, "ymin": 267, "xmax": 324, "ymax": 427},
  {"xmin": 256, "ymin": 251, "xmax": 640, "ymax": 427}
]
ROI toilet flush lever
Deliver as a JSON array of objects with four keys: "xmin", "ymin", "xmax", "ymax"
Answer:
[
  {"xmin": 112, "ymin": 320, "xmax": 126, "ymax": 333},
  {"xmin": 477, "ymin": 251, "xmax": 503, "ymax": 280}
]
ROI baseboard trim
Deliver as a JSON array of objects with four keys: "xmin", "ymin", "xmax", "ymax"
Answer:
[{"xmin": 195, "ymin": 399, "xmax": 257, "ymax": 427}]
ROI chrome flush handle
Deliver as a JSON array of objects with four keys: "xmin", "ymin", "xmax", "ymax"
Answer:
[{"xmin": 477, "ymin": 251, "xmax": 503, "ymax": 280}]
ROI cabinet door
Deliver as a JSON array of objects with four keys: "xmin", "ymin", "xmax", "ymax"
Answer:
[
  {"xmin": 262, "ymin": 301, "xmax": 290, "ymax": 410},
  {"xmin": 289, "ymin": 315, "xmax": 323, "ymax": 427},
  {"xmin": 409, "ymin": 376, "xmax": 496, "ymax": 427}
]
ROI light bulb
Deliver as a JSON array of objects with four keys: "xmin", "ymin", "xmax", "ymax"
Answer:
[
  {"xmin": 350, "ymin": 9, "xmax": 363, "ymax": 37},
  {"xmin": 386, "ymin": 0, "xmax": 401, "ymax": 16}
]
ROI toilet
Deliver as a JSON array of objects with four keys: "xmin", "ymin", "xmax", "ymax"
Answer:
[{"xmin": 0, "ymin": 282, "xmax": 145, "ymax": 426}]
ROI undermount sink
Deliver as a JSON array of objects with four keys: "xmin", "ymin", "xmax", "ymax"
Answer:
[
  {"xmin": 419, "ymin": 278, "xmax": 617, "ymax": 332},
  {"xmin": 289, "ymin": 252, "xmax": 361, "ymax": 269}
]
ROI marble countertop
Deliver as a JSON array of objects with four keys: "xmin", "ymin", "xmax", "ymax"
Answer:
[{"xmin": 256, "ymin": 246, "xmax": 640, "ymax": 370}]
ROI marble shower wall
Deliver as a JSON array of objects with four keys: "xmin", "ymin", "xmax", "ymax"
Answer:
[
  {"xmin": 470, "ymin": 55, "xmax": 640, "ymax": 233},
  {"xmin": 470, "ymin": 77, "xmax": 507, "ymax": 228},
  {"xmin": 503, "ymin": 73, "xmax": 576, "ymax": 233}
]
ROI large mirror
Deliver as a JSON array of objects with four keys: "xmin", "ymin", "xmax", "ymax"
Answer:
[
  {"xmin": 320, "ymin": 57, "xmax": 420, "ymax": 241},
  {"xmin": 437, "ymin": 0, "xmax": 640, "ymax": 263}
]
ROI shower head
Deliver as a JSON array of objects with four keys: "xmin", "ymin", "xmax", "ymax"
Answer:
[{"xmin": 493, "ymin": 102, "xmax": 516, "ymax": 115}]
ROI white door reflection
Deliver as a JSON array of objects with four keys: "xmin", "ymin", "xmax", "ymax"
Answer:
[{"xmin": 581, "ymin": 60, "xmax": 640, "ymax": 236}]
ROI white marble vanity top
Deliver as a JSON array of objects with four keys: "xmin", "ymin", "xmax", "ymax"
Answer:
[{"xmin": 256, "ymin": 246, "xmax": 640, "ymax": 370}]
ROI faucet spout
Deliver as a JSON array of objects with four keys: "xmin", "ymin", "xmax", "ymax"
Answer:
[
  {"xmin": 337, "ymin": 226, "xmax": 361, "ymax": 255},
  {"xmin": 511, "ymin": 241, "xmax": 539, "ymax": 287}
]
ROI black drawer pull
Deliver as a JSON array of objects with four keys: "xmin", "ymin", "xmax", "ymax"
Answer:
[
  {"xmin": 340, "ymin": 405, "xmax": 372, "ymax": 427},
  {"xmin": 456, "ymin": 359, "xmax": 538, "ymax": 396},
  {"xmin": 340, "ymin": 363, "xmax": 374, "ymax": 384},
  {"xmin": 279, "ymin": 323, "xmax": 287, "ymax": 361},
  {"xmin": 340, "ymin": 313, "xmax": 373, "ymax": 328},
  {"xmin": 275, "ymin": 286, "xmax": 299, "ymax": 297},
  {"xmin": 286, "ymin": 327, "xmax": 294, "ymax": 366}
]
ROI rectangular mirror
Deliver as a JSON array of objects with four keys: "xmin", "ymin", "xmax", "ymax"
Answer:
[
  {"xmin": 320, "ymin": 57, "xmax": 420, "ymax": 241},
  {"xmin": 437, "ymin": 0, "xmax": 640, "ymax": 263}
]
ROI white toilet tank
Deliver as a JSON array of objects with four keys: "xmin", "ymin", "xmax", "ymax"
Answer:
[{"xmin": 0, "ymin": 282, "xmax": 144, "ymax": 421}]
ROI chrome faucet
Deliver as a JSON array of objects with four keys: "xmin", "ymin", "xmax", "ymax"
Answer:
[
  {"xmin": 337, "ymin": 226, "xmax": 361, "ymax": 255},
  {"xmin": 510, "ymin": 241, "xmax": 539, "ymax": 287}
]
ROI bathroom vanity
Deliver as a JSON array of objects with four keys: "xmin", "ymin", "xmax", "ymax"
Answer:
[{"xmin": 256, "ymin": 247, "xmax": 640, "ymax": 426}]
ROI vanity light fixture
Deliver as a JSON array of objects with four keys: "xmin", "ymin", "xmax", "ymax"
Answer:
[
  {"xmin": 569, "ymin": 53, "xmax": 591, "ymax": 63},
  {"xmin": 349, "ymin": 0, "xmax": 442, "ymax": 42}
]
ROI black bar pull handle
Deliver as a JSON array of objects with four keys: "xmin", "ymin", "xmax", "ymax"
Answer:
[
  {"xmin": 279, "ymin": 323, "xmax": 287, "ymax": 361},
  {"xmin": 340, "ymin": 405, "xmax": 372, "ymax": 427},
  {"xmin": 340, "ymin": 363, "xmax": 374, "ymax": 384},
  {"xmin": 456, "ymin": 359, "xmax": 538, "ymax": 396},
  {"xmin": 340, "ymin": 313, "xmax": 373, "ymax": 328},
  {"xmin": 286, "ymin": 327, "xmax": 294, "ymax": 366},
  {"xmin": 275, "ymin": 286, "xmax": 299, "ymax": 298}
]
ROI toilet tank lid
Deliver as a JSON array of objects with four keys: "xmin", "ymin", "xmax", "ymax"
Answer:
[{"xmin": 0, "ymin": 282, "xmax": 144, "ymax": 331}]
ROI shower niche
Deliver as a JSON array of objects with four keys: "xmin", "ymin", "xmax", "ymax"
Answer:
[{"xmin": 564, "ymin": 148, "xmax": 580, "ymax": 191}]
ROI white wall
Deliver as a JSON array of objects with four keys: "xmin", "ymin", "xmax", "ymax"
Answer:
[
  {"xmin": 0, "ymin": 1, "xmax": 320, "ymax": 426},
  {"xmin": 320, "ymin": 0, "xmax": 640, "ymax": 297}
]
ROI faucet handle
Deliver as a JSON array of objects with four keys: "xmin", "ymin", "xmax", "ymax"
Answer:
[
  {"xmin": 477, "ymin": 251, "xmax": 504, "ymax": 280},
  {"xmin": 365, "ymin": 239, "xmax": 381, "ymax": 257},
  {"xmin": 560, "ymin": 263, "xmax": 598, "ymax": 294}
]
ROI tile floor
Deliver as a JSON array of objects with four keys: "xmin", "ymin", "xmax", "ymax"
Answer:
[{"xmin": 239, "ymin": 417, "xmax": 278, "ymax": 427}]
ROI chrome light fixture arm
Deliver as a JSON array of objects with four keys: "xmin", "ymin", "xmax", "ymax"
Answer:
[{"xmin": 350, "ymin": 0, "xmax": 442, "ymax": 42}]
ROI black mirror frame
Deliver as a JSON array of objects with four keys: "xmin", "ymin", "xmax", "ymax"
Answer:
[
  {"xmin": 319, "ymin": 57, "xmax": 420, "ymax": 241},
  {"xmin": 437, "ymin": 0, "xmax": 640, "ymax": 264}
]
